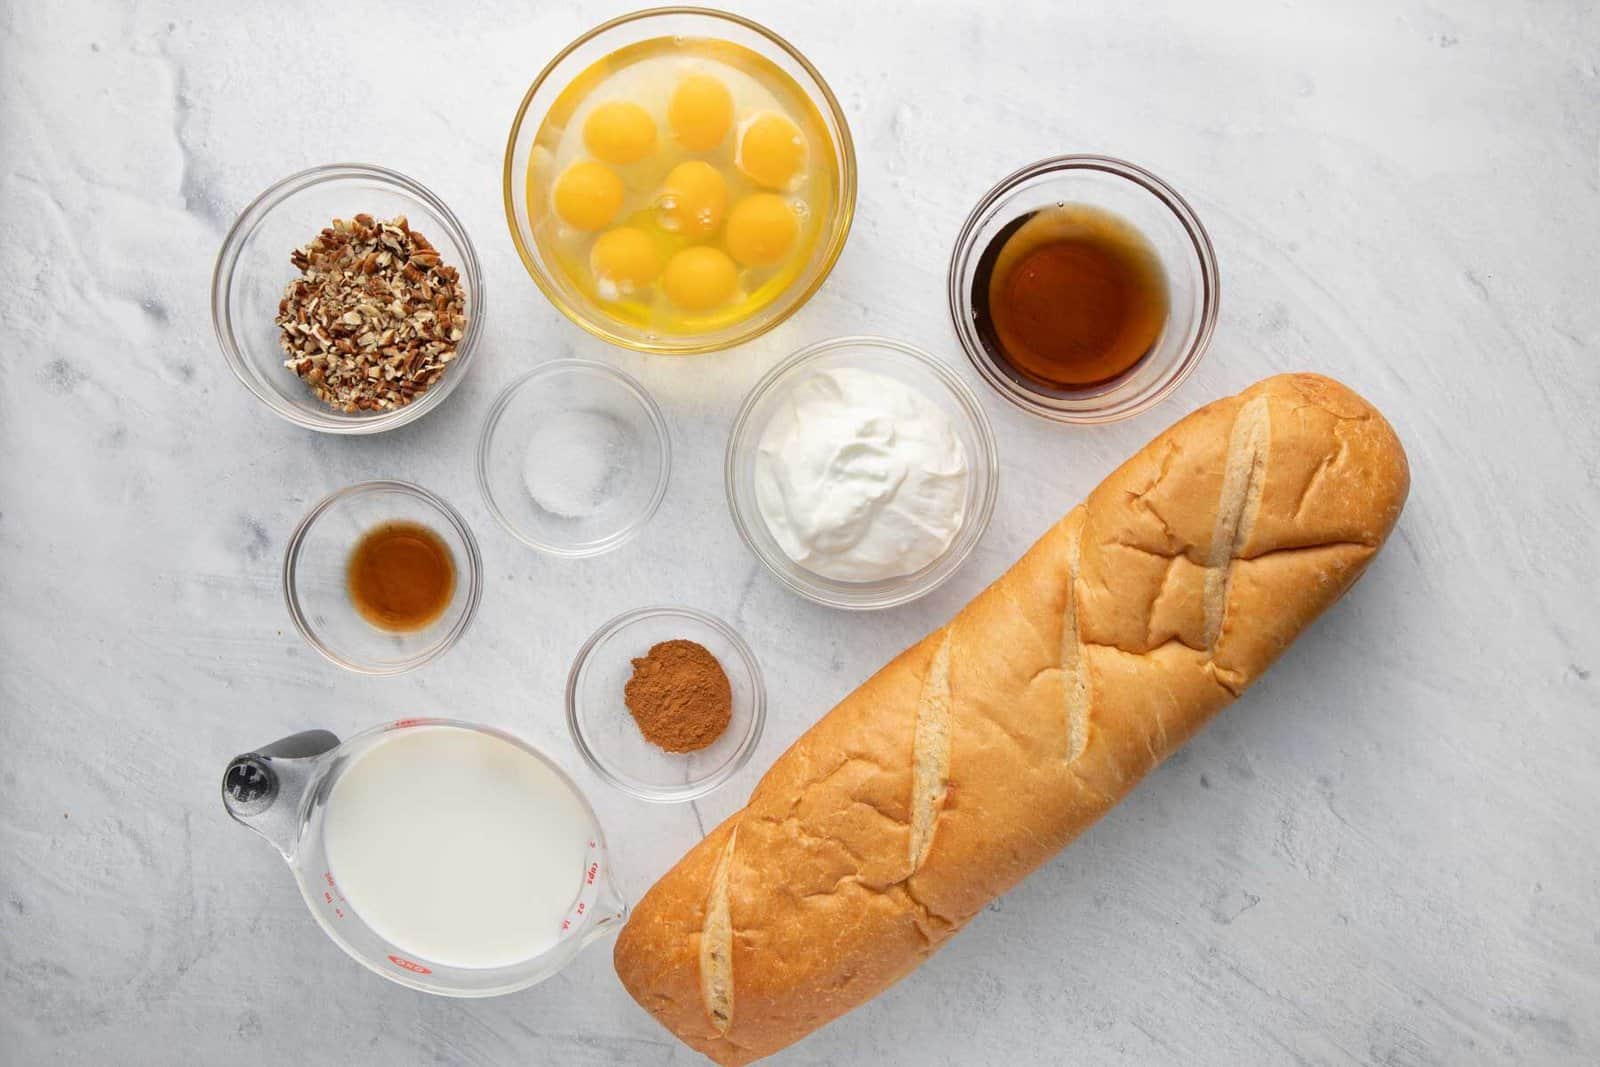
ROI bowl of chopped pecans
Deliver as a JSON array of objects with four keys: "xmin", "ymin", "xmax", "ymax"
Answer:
[{"xmin": 212, "ymin": 163, "xmax": 484, "ymax": 433}]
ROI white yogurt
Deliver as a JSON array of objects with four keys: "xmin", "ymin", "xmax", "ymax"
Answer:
[
  {"xmin": 754, "ymin": 367, "xmax": 970, "ymax": 582},
  {"xmin": 323, "ymin": 726, "xmax": 594, "ymax": 970}
]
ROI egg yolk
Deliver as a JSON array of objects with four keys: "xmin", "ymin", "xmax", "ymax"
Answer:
[
  {"xmin": 736, "ymin": 112, "xmax": 805, "ymax": 190},
  {"xmin": 590, "ymin": 227, "xmax": 661, "ymax": 296},
  {"xmin": 657, "ymin": 160, "xmax": 728, "ymax": 237},
  {"xmin": 724, "ymin": 193, "xmax": 799, "ymax": 267},
  {"xmin": 668, "ymin": 73, "xmax": 734, "ymax": 152},
  {"xmin": 552, "ymin": 161, "xmax": 624, "ymax": 231},
  {"xmin": 662, "ymin": 246, "xmax": 738, "ymax": 311},
  {"xmin": 583, "ymin": 100, "xmax": 657, "ymax": 166}
]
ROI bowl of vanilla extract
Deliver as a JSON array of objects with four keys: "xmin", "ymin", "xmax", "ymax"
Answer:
[
  {"xmin": 947, "ymin": 155, "xmax": 1219, "ymax": 424},
  {"xmin": 282, "ymin": 481, "xmax": 483, "ymax": 675}
]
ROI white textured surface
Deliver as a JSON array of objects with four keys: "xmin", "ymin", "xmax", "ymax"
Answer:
[{"xmin": 2, "ymin": 1, "xmax": 1597, "ymax": 1063}]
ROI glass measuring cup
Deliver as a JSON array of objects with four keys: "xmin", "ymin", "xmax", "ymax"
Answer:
[{"xmin": 221, "ymin": 718, "xmax": 627, "ymax": 996}]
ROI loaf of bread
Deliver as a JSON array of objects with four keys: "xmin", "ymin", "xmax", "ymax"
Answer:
[{"xmin": 615, "ymin": 373, "xmax": 1409, "ymax": 1064}]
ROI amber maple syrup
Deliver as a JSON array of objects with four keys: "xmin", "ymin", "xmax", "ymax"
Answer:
[
  {"xmin": 347, "ymin": 521, "xmax": 456, "ymax": 633},
  {"xmin": 972, "ymin": 203, "xmax": 1169, "ymax": 391}
]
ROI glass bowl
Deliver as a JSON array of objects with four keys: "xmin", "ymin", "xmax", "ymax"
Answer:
[
  {"xmin": 567, "ymin": 606, "xmax": 765, "ymax": 803},
  {"xmin": 725, "ymin": 336, "xmax": 999, "ymax": 610},
  {"xmin": 947, "ymin": 154, "xmax": 1219, "ymax": 423},
  {"xmin": 477, "ymin": 360, "xmax": 671, "ymax": 557},
  {"xmin": 213, "ymin": 163, "xmax": 485, "ymax": 433},
  {"xmin": 503, "ymin": 7, "xmax": 856, "ymax": 354},
  {"xmin": 283, "ymin": 481, "xmax": 483, "ymax": 674}
]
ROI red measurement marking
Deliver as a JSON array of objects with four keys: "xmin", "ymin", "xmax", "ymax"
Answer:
[
  {"xmin": 392, "ymin": 718, "xmax": 423, "ymax": 729},
  {"xmin": 324, "ymin": 892, "xmax": 333, "ymax": 904},
  {"xmin": 576, "ymin": 902, "xmax": 586, "ymax": 915},
  {"xmin": 334, "ymin": 908, "xmax": 344, "ymax": 919},
  {"xmin": 388, "ymin": 955, "xmax": 431, "ymax": 975},
  {"xmin": 585, "ymin": 863, "xmax": 598, "ymax": 885},
  {"xmin": 561, "ymin": 919, "xmax": 571, "ymax": 931},
  {"xmin": 324, "ymin": 872, "xmax": 335, "ymax": 887}
]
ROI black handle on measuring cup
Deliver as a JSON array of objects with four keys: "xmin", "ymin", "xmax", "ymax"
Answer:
[{"xmin": 222, "ymin": 729, "xmax": 340, "ymax": 827}]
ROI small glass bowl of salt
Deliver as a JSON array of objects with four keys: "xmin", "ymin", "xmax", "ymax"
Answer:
[{"xmin": 478, "ymin": 360, "xmax": 670, "ymax": 556}]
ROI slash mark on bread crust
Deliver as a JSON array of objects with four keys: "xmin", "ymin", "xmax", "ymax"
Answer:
[
  {"xmin": 701, "ymin": 829, "xmax": 737, "ymax": 1034},
  {"xmin": 1061, "ymin": 514, "xmax": 1090, "ymax": 765},
  {"xmin": 1203, "ymin": 396, "xmax": 1270, "ymax": 651},
  {"xmin": 908, "ymin": 632, "xmax": 954, "ymax": 872}
]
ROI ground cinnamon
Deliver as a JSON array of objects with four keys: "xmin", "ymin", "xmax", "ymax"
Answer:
[{"xmin": 624, "ymin": 639, "xmax": 733, "ymax": 753}]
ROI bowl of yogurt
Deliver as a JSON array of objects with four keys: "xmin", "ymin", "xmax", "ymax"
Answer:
[{"xmin": 725, "ymin": 336, "xmax": 998, "ymax": 609}]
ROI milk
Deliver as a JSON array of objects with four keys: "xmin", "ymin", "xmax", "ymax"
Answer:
[{"xmin": 323, "ymin": 725, "xmax": 594, "ymax": 970}]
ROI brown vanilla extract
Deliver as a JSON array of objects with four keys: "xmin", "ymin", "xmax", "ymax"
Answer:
[
  {"xmin": 972, "ymin": 203, "xmax": 1169, "ymax": 391},
  {"xmin": 347, "ymin": 521, "xmax": 456, "ymax": 633}
]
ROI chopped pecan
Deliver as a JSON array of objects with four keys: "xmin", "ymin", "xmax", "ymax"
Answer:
[{"xmin": 273, "ymin": 214, "xmax": 467, "ymax": 413}]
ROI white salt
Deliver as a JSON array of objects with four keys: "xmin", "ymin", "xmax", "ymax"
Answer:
[{"xmin": 521, "ymin": 409, "xmax": 628, "ymax": 519}]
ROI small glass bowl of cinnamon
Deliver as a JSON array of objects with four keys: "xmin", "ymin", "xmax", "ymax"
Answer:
[{"xmin": 566, "ymin": 606, "xmax": 766, "ymax": 803}]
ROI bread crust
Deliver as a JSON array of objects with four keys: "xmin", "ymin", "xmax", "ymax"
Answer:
[{"xmin": 614, "ymin": 373, "xmax": 1410, "ymax": 1065}]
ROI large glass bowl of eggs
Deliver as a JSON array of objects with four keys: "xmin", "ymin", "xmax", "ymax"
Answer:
[{"xmin": 504, "ymin": 8, "xmax": 857, "ymax": 354}]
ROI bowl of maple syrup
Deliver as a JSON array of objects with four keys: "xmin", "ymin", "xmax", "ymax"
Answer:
[
  {"xmin": 282, "ymin": 481, "xmax": 483, "ymax": 675},
  {"xmin": 947, "ymin": 155, "xmax": 1219, "ymax": 423}
]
